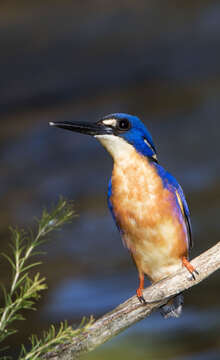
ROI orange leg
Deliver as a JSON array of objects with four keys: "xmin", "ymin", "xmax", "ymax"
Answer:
[
  {"xmin": 182, "ymin": 256, "xmax": 199, "ymax": 280},
  {"xmin": 136, "ymin": 272, "xmax": 146, "ymax": 304}
]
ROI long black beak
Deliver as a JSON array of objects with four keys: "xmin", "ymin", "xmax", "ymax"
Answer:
[{"xmin": 49, "ymin": 120, "xmax": 113, "ymax": 136}]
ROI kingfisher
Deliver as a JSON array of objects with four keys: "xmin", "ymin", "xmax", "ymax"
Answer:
[{"xmin": 49, "ymin": 113, "xmax": 197, "ymax": 318}]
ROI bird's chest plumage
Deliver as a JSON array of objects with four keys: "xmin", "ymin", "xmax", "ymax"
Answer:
[{"xmin": 110, "ymin": 151, "xmax": 187, "ymax": 282}]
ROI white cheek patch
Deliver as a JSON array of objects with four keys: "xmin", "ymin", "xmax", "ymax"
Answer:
[{"xmin": 102, "ymin": 119, "xmax": 117, "ymax": 127}]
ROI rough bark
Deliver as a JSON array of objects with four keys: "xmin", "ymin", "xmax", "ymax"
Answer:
[{"xmin": 43, "ymin": 241, "xmax": 220, "ymax": 359}]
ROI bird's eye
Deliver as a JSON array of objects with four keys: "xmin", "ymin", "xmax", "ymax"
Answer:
[{"xmin": 117, "ymin": 119, "xmax": 130, "ymax": 131}]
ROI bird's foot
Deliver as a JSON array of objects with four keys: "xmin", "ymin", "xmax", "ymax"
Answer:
[
  {"xmin": 182, "ymin": 256, "xmax": 199, "ymax": 280},
  {"xmin": 136, "ymin": 288, "xmax": 146, "ymax": 304}
]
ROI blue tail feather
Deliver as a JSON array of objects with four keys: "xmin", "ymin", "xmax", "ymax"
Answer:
[{"xmin": 160, "ymin": 294, "xmax": 184, "ymax": 319}]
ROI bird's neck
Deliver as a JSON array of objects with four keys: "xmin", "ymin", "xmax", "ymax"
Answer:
[
  {"xmin": 95, "ymin": 134, "xmax": 158, "ymax": 182},
  {"xmin": 95, "ymin": 134, "xmax": 144, "ymax": 163}
]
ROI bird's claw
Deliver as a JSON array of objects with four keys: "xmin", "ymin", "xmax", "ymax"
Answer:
[
  {"xmin": 182, "ymin": 256, "xmax": 199, "ymax": 281},
  {"xmin": 190, "ymin": 269, "xmax": 199, "ymax": 280},
  {"xmin": 136, "ymin": 288, "xmax": 146, "ymax": 304},
  {"xmin": 137, "ymin": 295, "xmax": 146, "ymax": 304}
]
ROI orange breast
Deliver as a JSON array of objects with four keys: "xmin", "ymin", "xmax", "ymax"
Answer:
[{"xmin": 110, "ymin": 151, "xmax": 188, "ymax": 282}]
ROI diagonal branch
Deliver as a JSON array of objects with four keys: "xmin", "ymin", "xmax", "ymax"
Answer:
[{"xmin": 44, "ymin": 241, "xmax": 220, "ymax": 360}]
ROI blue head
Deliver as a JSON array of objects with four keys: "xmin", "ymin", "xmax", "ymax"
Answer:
[
  {"xmin": 98, "ymin": 113, "xmax": 157, "ymax": 161},
  {"xmin": 49, "ymin": 113, "xmax": 157, "ymax": 162}
]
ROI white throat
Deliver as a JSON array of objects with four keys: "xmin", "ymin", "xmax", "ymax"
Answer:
[{"xmin": 95, "ymin": 134, "xmax": 135, "ymax": 161}]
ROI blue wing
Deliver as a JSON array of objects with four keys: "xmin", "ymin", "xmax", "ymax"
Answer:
[
  {"xmin": 175, "ymin": 184, "xmax": 193, "ymax": 249},
  {"xmin": 107, "ymin": 178, "xmax": 123, "ymax": 234},
  {"xmin": 156, "ymin": 164, "xmax": 193, "ymax": 250},
  {"xmin": 107, "ymin": 178, "xmax": 114, "ymax": 219}
]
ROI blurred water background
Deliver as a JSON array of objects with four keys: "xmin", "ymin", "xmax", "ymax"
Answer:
[{"xmin": 1, "ymin": 1, "xmax": 220, "ymax": 359}]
